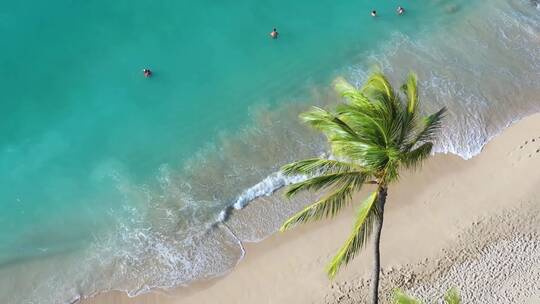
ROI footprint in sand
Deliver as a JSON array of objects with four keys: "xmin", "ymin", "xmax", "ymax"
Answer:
[{"xmin": 510, "ymin": 137, "xmax": 540, "ymax": 164}]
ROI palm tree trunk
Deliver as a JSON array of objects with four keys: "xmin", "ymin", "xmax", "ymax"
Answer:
[{"xmin": 370, "ymin": 186, "xmax": 387, "ymax": 304}]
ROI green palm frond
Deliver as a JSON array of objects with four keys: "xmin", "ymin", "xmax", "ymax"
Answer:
[
  {"xmin": 336, "ymin": 103, "xmax": 389, "ymax": 146},
  {"xmin": 300, "ymin": 107, "xmax": 359, "ymax": 141},
  {"xmin": 362, "ymin": 71, "xmax": 396, "ymax": 102},
  {"xmin": 444, "ymin": 288, "xmax": 461, "ymax": 304},
  {"xmin": 281, "ymin": 158, "xmax": 361, "ymax": 177},
  {"xmin": 327, "ymin": 191, "xmax": 379, "ymax": 278},
  {"xmin": 334, "ymin": 77, "xmax": 373, "ymax": 109},
  {"xmin": 393, "ymin": 290, "xmax": 422, "ymax": 304},
  {"xmin": 280, "ymin": 177, "xmax": 363, "ymax": 231},
  {"xmin": 407, "ymin": 107, "xmax": 447, "ymax": 148},
  {"xmin": 397, "ymin": 73, "xmax": 420, "ymax": 145},
  {"xmin": 284, "ymin": 172, "xmax": 364, "ymax": 199},
  {"xmin": 400, "ymin": 142, "xmax": 433, "ymax": 170},
  {"xmin": 361, "ymin": 72, "xmax": 403, "ymax": 138},
  {"xmin": 334, "ymin": 77, "xmax": 358, "ymax": 96},
  {"xmin": 392, "ymin": 288, "xmax": 461, "ymax": 304},
  {"xmin": 402, "ymin": 72, "xmax": 419, "ymax": 115}
]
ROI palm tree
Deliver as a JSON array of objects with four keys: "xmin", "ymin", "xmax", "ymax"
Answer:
[
  {"xmin": 393, "ymin": 288, "xmax": 461, "ymax": 304},
  {"xmin": 279, "ymin": 71, "xmax": 446, "ymax": 304}
]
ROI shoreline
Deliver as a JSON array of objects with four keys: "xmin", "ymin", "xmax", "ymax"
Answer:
[{"xmin": 82, "ymin": 112, "xmax": 540, "ymax": 304}]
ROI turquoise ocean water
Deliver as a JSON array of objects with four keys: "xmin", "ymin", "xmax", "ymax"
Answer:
[{"xmin": 0, "ymin": 0, "xmax": 539, "ymax": 303}]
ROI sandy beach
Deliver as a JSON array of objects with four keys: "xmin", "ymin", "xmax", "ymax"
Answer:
[{"xmin": 83, "ymin": 113, "xmax": 540, "ymax": 304}]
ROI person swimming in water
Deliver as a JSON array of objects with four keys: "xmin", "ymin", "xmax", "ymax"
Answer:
[
  {"xmin": 371, "ymin": 10, "xmax": 377, "ymax": 17},
  {"xmin": 397, "ymin": 6, "xmax": 405, "ymax": 15},
  {"xmin": 270, "ymin": 28, "xmax": 279, "ymax": 39},
  {"xmin": 143, "ymin": 68, "xmax": 152, "ymax": 78}
]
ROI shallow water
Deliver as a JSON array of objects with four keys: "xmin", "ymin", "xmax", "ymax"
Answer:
[{"xmin": 0, "ymin": 0, "xmax": 539, "ymax": 303}]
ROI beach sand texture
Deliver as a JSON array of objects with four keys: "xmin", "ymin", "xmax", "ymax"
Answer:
[{"xmin": 82, "ymin": 114, "xmax": 540, "ymax": 303}]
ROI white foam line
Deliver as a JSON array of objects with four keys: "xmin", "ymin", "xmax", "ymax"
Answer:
[
  {"xmin": 220, "ymin": 221, "xmax": 246, "ymax": 261},
  {"xmin": 232, "ymin": 171, "xmax": 307, "ymax": 210},
  {"xmin": 213, "ymin": 170, "xmax": 308, "ymax": 225}
]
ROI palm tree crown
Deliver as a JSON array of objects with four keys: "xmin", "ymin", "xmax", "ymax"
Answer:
[{"xmin": 280, "ymin": 71, "xmax": 446, "ymax": 278}]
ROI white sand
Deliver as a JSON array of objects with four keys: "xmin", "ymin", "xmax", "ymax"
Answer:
[{"xmin": 82, "ymin": 113, "xmax": 540, "ymax": 304}]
